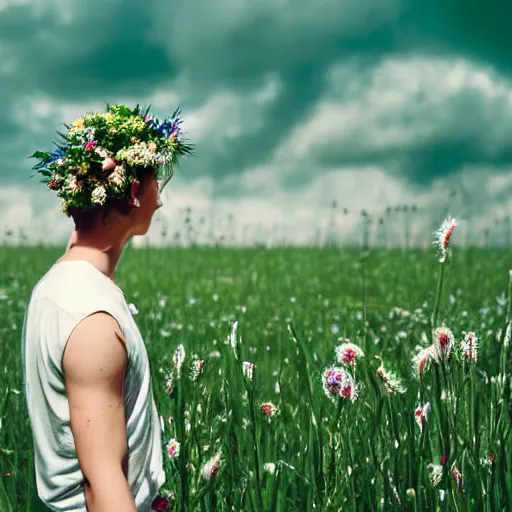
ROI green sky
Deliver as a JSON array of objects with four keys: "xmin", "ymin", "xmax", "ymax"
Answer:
[{"xmin": 1, "ymin": 0, "xmax": 511, "ymax": 245}]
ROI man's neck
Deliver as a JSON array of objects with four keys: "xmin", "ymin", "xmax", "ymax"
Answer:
[{"xmin": 61, "ymin": 230, "xmax": 129, "ymax": 281}]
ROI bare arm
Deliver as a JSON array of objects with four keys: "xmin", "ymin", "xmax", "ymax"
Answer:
[{"xmin": 63, "ymin": 312, "xmax": 136, "ymax": 512}]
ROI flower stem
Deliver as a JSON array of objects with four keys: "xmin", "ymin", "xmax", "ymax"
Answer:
[{"xmin": 431, "ymin": 262, "xmax": 445, "ymax": 330}]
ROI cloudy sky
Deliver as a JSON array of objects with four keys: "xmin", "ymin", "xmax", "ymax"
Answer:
[{"xmin": 1, "ymin": 0, "xmax": 512, "ymax": 246}]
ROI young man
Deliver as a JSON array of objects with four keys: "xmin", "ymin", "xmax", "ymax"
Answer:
[{"xmin": 22, "ymin": 105, "xmax": 191, "ymax": 511}]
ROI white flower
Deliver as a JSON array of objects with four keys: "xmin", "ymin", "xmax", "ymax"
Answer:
[
  {"xmin": 242, "ymin": 361, "xmax": 255, "ymax": 381},
  {"xmin": 263, "ymin": 463, "xmax": 276, "ymax": 475},
  {"xmin": 321, "ymin": 366, "xmax": 359, "ymax": 403},
  {"xmin": 95, "ymin": 147, "xmax": 109, "ymax": 158},
  {"xmin": 166, "ymin": 439, "xmax": 181, "ymax": 459},
  {"xmin": 335, "ymin": 341, "xmax": 364, "ymax": 366},
  {"xmin": 432, "ymin": 326, "xmax": 455, "ymax": 363},
  {"xmin": 460, "ymin": 331, "xmax": 478, "ymax": 362},
  {"xmin": 414, "ymin": 402, "xmax": 431, "ymax": 433},
  {"xmin": 201, "ymin": 449, "xmax": 222, "ymax": 481},
  {"xmin": 433, "ymin": 216, "xmax": 457, "ymax": 263},
  {"xmin": 66, "ymin": 175, "xmax": 78, "ymax": 193},
  {"xmin": 91, "ymin": 185, "xmax": 107, "ymax": 205},
  {"xmin": 128, "ymin": 303, "xmax": 139, "ymax": 316},
  {"xmin": 109, "ymin": 165, "xmax": 126, "ymax": 189},
  {"xmin": 173, "ymin": 344, "xmax": 186, "ymax": 378}
]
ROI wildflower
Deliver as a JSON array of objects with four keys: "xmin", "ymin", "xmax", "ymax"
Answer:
[
  {"xmin": 165, "ymin": 372, "xmax": 175, "ymax": 397},
  {"xmin": 412, "ymin": 345, "xmax": 435, "ymax": 377},
  {"xmin": 432, "ymin": 326, "xmax": 455, "ymax": 363},
  {"xmin": 109, "ymin": 165, "xmax": 126, "ymax": 189},
  {"xmin": 376, "ymin": 359, "xmax": 406, "ymax": 395},
  {"xmin": 173, "ymin": 344, "xmax": 186, "ymax": 378},
  {"xmin": 91, "ymin": 185, "xmax": 107, "ymax": 205},
  {"xmin": 190, "ymin": 358, "xmax": 205, "ymax": 381},
  {"xmin": 428, "ymin": 463, "xmax": 443, "ymax": 486},
  {"xmin": 440, "ymin": 454, "xmax": 448, "ymax": 465},
  {"xmin": 260, "ymin": 402, "xmax": 279, "ymax": 418},
  {"xmin": 128, "ymin": 303, "xmax": 139, "ymax": 316},
  {"xmin": 166, "ymin": 439, "xmax": 180, "ymax": 459},
  {"xmin": 461, "ymin": 331, "xmax": 478, "ymax": 362},
  {"xmin": 414, "ymin": 402, "xmax": 430, "ymax": 433},
  {"xmin": 85, "ymin": 139, "xmax": 97, "ymax": 152},
  {"xmin": 201, "ymin": 449, "xmax": 222, "ymax": 481},
  {"xmin": 335, "ymin": 340, "xmax": 364, "ymax": 366},
  {"xmin": 242, "ymin": 361, "xmax": 255, "ymax": 381},
  {"xmin": 451, "ymin": 463, "xmax": 465, "ymax": 494},
  {"xmin": 433, "ymin": 215, "xmax": 457, "ymax": 263},
  {"xmin": 151, "ymin": 495, "xmax": 170, "ymax": 511},
  {"xmin": 263, "ymin": 462, "xmax": 276, "ymax": 475},
  {"xmin": 321, "ymin": 366, "xmax": 359, "ymax": 403},
  {"xmin": 72, "ymin": 118, "xmax": 85, "ymax": 129},
  {"xmin": 227, "ymin": 321, "xmax": 239, "ymax": 352}
]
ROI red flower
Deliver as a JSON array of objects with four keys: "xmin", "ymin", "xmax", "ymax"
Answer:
[
  {"xmin": 151, "ymin": 495, "xmax": 170, "ymax": 511},
  {"xmin": 440, "ymin": 454, "xmax": 447, "ymax": 465}
]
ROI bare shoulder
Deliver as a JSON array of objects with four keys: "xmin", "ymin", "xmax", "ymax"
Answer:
[
  {"xmin": 63, "ymin": 312, "xmax": 131, "ymax": 487},
  {"xmin": 63, "ymin": 312, "xmax": 128, "ymax": 387}
]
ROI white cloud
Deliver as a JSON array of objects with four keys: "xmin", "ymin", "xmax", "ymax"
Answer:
[
  {"xmin": 1, "ymin": 165, "xmax": 508, "ymax": 248},
  {"xmin": 277, "ymin": 56, "xmax": 512, "ymax": 164}
]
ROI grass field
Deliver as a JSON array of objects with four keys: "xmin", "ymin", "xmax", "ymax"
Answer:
[{"xmin": 0, "ymin": 243, "xmax": 511, "ymax": 511}]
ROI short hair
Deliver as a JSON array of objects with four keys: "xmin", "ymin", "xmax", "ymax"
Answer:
[{"xmin": 68, "ymin": 167, "xmax": 156, "ymax": 231}]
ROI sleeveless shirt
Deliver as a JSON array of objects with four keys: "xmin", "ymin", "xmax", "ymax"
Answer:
[{"xmin": 21, "ymin": 260, "xmax": 166, "ymax": 511}]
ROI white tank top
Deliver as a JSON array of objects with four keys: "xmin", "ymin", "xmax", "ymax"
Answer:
[{"xmin": 21, "ymin": 260, "xmax": 166, "ymax": 511}]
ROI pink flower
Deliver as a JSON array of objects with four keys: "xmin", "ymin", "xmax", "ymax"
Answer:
[
  {"xmin": 321, "ymin": 366, "xmax": 359, "ymax": 403},
  {"xmin": 85, "ymin": 140, "xmax": 97, "ymax": 152},
  {"xmin": 260, "ymin": 402, "xmax": 279, "ymax": 418},
  {"xmin": 441, "ymin": 454, "xmax": 448, "ymax": 465},
  {"xmin": 166, "ymin": 439, "xmax": 180, "ymax": 459},
  {"xmin": 335, "ymin": 341, "xmax": 364, "ymax": 366},
  {"xmin": 102, "ymin": 157, "xmax": 117, "ymax": 171}
]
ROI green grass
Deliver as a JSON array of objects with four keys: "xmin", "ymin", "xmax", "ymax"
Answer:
[{"xmin": 0, "ymin": 245, "xmax": 511, "ymax": 511}]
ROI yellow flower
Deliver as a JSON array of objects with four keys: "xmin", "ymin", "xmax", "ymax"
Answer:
[
  {"xmin": 72, "ymin": 119, "xmax": 85, "ymax": 129},
  {"xmin": 77, "ymin": 163, "xmax": 89, "ymax": 176}
]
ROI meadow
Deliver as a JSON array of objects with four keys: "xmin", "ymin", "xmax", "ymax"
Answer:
[{"xmin": 0, "ymin": 237, "xmax": 510, "ymax": 510}]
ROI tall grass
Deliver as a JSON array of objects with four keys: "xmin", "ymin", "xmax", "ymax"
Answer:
[{"xmin": 0, "ymin": 244, "xmax": 510, "ymax": 510}]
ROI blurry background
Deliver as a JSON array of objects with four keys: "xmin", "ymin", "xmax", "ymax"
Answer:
[{"xmin": 1, "ymin": 0, "xmax": 511, "ymax": 248}]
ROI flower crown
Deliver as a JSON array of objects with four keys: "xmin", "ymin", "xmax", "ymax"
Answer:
[{"xmin": 31, "ymin": 103, "xmax": 193, "ymax": 215}]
